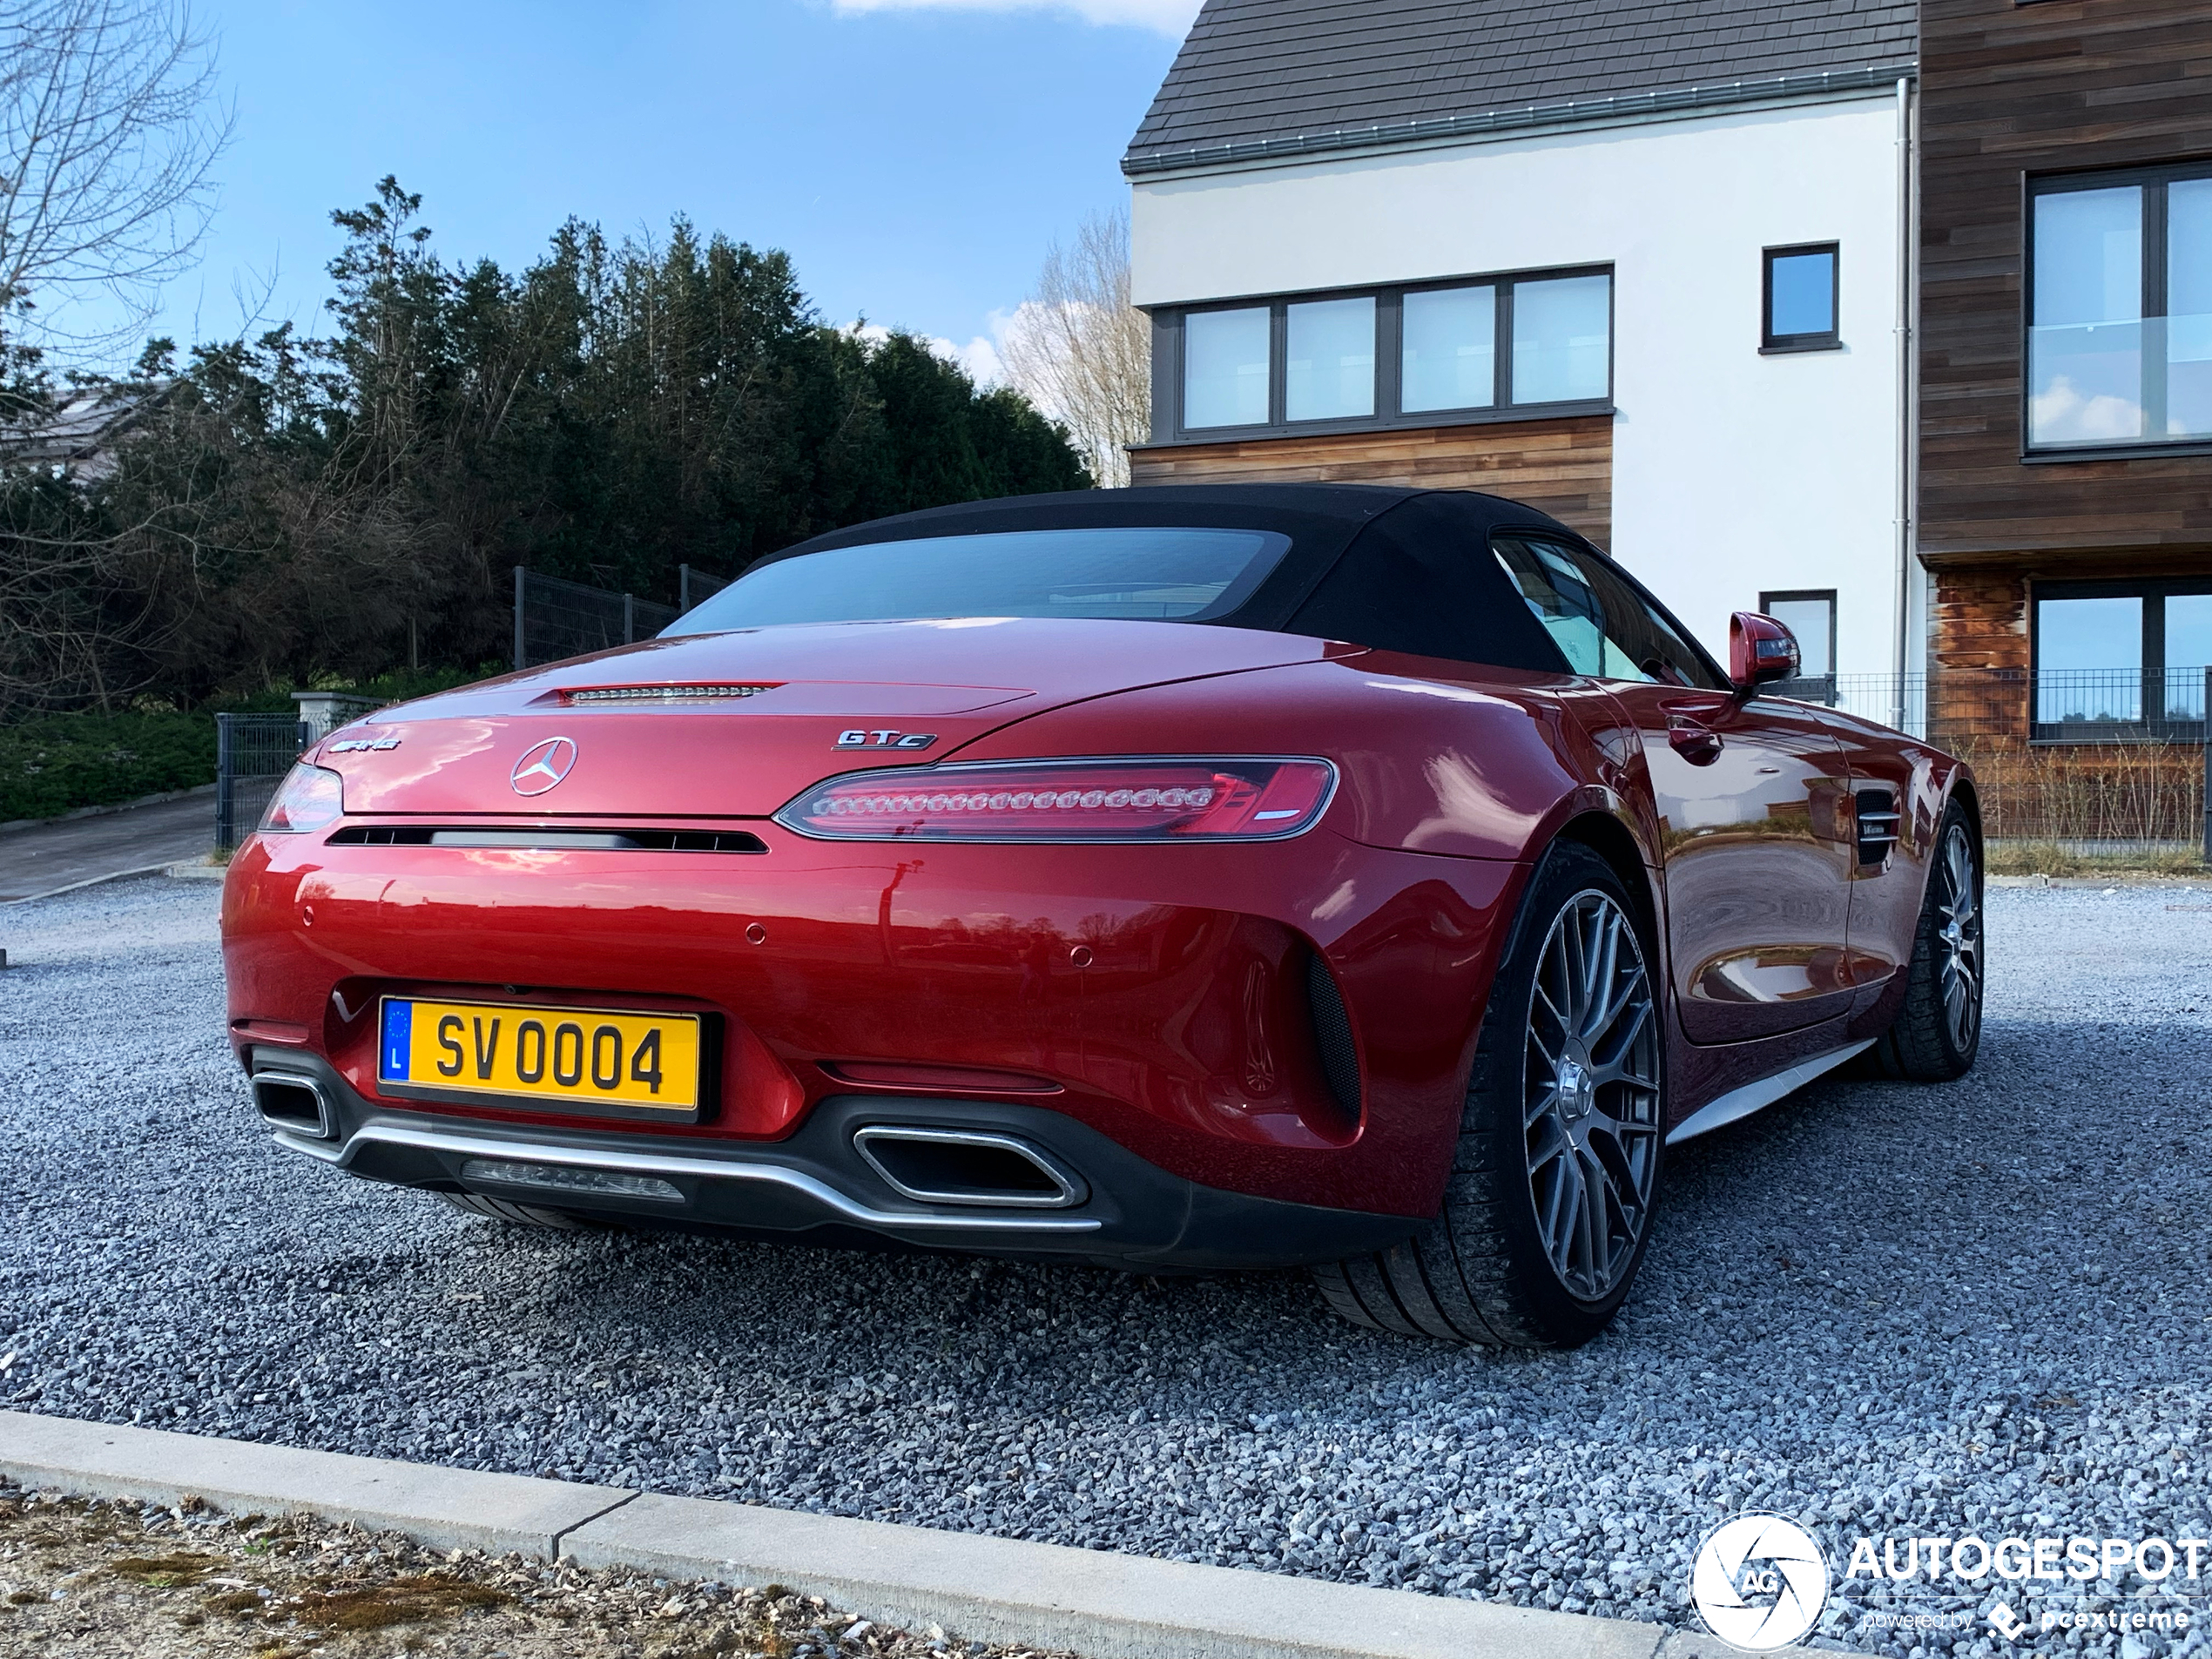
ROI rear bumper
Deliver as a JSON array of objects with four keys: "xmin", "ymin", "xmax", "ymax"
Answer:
[
  {"xmin": 221, "ymin": 825, "xmax": 1522, "ymax": 1218},
  {"xmin": 251, "ymin": 1049, "xmax": 1417, "ymax": 1270}
]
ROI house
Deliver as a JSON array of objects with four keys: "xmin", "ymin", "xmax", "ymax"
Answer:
[
  {"xmin": 0, "ymin": 382, "xmax": 169, "ymax": 482},
  {"xmin": 1919, "ymin": 0, "xmax": 2212, "ymax": 744},
  {"xmin": 1123, "ymin": 0, "xmax": 1924, "ymax": 697}
]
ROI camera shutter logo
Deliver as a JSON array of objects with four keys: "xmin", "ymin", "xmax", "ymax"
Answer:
[{"xmin": 1689, "ymin": 1513, "xmax": 1831, "ymax": 1652}]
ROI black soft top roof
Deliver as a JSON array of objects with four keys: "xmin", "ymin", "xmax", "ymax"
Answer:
[
  {"xmin": 774, "ymin": 482, "xmax": 1561, "ymax": 556},
  {"xmin": 745, "ymin": 483, "xmax": 1596, "ymax": 676}
]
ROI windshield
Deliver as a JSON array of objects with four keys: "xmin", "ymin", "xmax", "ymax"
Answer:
[{"xmin": 670, "ymin": 527, "xmax": 1294, "ymax": 632}]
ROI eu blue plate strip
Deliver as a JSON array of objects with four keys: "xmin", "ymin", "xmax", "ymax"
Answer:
[{"xmin": 379, "ymin": 1000, "xmax": 413, "ymax": 1082}]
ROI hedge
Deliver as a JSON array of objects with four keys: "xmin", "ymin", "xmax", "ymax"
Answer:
[{"xmin": 0, "ymin": 667, "xmax": 496, "ymax": 824}]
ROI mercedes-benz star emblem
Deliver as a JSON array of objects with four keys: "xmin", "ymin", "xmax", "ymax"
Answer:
[{"xmin": 510, "ymin": 736, "xmax": 578, "ymax": 796}]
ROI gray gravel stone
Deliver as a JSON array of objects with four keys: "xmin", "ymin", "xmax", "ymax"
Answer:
[{"xmin": 3, "ymin": 873, "xmax": 2209, "ymax": 1657}]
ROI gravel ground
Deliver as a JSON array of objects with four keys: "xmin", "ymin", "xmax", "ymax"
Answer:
[
  {"xmin": 0, "ymin": 1480, "xmax": 1076, "ymax": 1656},
  {"xmin": 3, "ymin": 873, "xmax": 2209, "ymax": 1658}
]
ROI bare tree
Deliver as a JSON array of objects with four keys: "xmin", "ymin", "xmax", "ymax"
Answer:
[
  {"xmin": 0, "ymin": 0, "xmax": 228, "ymax": 365},
  {"xmin": 999, "ymin": 207, "xmax": 1149, "ymax": 488}
]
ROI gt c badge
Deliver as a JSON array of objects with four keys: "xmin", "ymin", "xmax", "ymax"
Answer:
[
  {"xmin": 837, "ymin": 730, "xmax": 936, "ymax": 750},
  {"xmin": 510, "ymin": 736, "xmax": 578, "ymax": 795}
]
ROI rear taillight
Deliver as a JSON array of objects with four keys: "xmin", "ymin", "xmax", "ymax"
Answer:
[
  {"xmin": 775, "ymin": 758, "xmax": 1336, "ymax": 843},
  {"xmin": 260, "ymin": 764, "xmax": 346, "ymax": 833}
]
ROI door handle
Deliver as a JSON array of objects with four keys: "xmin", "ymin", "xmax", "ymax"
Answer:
[{"xmin": 1668, "ymin": 718, "xmax": 1723, "ymax": 765}]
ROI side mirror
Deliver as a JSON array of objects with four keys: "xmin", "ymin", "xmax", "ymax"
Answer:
[{"xmin": 1729, "ymin": 611, "xmax": 1801, "ymax": 691}]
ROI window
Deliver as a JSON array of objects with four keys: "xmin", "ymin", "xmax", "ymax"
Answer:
[
  {"xmin": 1401, "ymin": 286, "xmax": 1496, "ymax": 413},
  {"xmin": 2032, "ymin": 578, "xmax": 2212, "ymax": 737},
  {"xmin": 1159, "ymin": 267, "xmax": 1611, "ymax": 440},
  {"xmin": 1285, "ymin": 296, "xmax": 1376, "ymax": 421},
  {"xmin": 2028, "ymin": 166, "xmax": 2212, "ymax": 451},
  {"xmin": 1763, "ymin": 245, "xmax": 1840, "ymax": 352},
  {"xmin": 1759, "ymin": 590, "xmax": 1838, "ymax": 702},
  {"xmin": 1493, "ymin": 534, "xmax": 1723, "ymax": 689},
  {"xmin": 680, "ymin": 527, "xmax": 1295, "ymax": 629},
  {"xmin": 1513, "ymin": 274, "xmax": 1613, "ymax": 401},
  {"xmin": 1183, "ymin": 307, "xmax": 1271, "ymax": 429}
]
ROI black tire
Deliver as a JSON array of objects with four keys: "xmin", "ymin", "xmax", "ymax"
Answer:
[
  {"xmin": 1865, "ymin": 800, "xmax": 1983, "ymax": 1082},
  {"xmin": 1314, "ymin": 842, "xmax": 1665, "ymax": 1348},
  {"xmin": 437, "ymin": 1191, "xmax": 600, "ymax": 1231}
]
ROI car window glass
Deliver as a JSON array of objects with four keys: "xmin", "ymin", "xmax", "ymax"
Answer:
[
  {"xmin": 1491, "ymin": 535, "xmax": 1648, "ymax": 680},
  {"xmin": 1494, "ymin": 534, "xmax": 1723, "ymax": 689}
]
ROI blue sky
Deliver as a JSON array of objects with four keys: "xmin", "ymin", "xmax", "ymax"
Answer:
[{"xmin": 116, "ymin": 0, "xmax": 1191, "ymax": 376}]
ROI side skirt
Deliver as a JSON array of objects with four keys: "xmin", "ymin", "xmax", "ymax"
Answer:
[{"xmin": 1662, "ymin": 1039, "xmax": 1874, "ymax": 1146}]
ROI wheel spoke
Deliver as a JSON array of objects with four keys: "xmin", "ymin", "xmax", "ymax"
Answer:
[
  {"xmin": 1588, "ymin": 990, "xmax": 1652, "ymax": 1076},
  {"xmin": 1577, "ymin": 1150, "xmax": 1608, "ymax": 1290},
  {"xmin": 1518, "ymin": 886, "xmax": 1661, "ymax": 1304},
  {"xmin": 1541, "ymin": 1154, "xmax": 1579, "ymax": 1264}
]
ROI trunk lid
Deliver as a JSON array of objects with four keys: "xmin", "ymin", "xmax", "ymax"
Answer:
[{"xmin": 316, "ymin": 618, "xmax": 1351, "ymax": 818}]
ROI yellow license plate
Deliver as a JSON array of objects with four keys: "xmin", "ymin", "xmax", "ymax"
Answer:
[{"xmin": 378, "ymin": 997, "xmax": 701, "ymax": 1116}]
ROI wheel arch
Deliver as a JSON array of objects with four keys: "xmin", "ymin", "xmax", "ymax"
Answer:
[{"xmin": 1550, "ymin": 808, "xmax": 1662, "ymax": 953}]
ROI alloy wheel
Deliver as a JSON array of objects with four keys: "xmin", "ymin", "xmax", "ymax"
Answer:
[
  {"xmin": 1523, "ymin": 890, "xmax": 1662, "ymax": 1301},
  {"xmin": 1935, "ymin": 824, "xmax": 1982, "ymax": 1053}
]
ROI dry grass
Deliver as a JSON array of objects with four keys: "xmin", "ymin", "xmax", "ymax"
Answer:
[
  {"xmin": 1986, "ymin": 840, "xmax": 2209, "ymax": 879},
  {"xmin": 0, "ymin": 1481, "xmax": 1081, "ymax": 1658},
  {"xmin": 293, "ymin": 1573, "xmax": 510, "ymax": 1631}
]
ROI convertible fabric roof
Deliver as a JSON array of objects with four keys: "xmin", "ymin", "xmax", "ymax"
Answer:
[{"xmin": 754, "ymin": 483, "xmax": 1580, "ymax": 675}]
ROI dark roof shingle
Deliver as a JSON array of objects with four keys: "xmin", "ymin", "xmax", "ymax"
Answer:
[{"xmin": 1124, "ymin": 0, "xmax": 1917, "ymax": 173}]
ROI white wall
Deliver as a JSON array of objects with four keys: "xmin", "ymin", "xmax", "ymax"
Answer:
[{"xmin": 1132, "ymin": 97, "xmax": 1911, "ymax": 680}]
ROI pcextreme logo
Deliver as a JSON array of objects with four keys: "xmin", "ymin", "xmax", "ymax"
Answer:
[{"xmin": 1689, "ymin": 1513, "xmax": 1831, "ymax": 1651}]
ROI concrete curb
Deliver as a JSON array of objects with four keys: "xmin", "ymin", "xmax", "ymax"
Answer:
[
  {"xmin": 1988, "ymin": 872, "xmax": 2212, "ymax": 888},
  {"xmin": 3, "ymin": 861, "xmax": 176, "ymax": 905},
  {"xmin": 0, "ymin": 1410, "xmax": 1759, "ymax": 1659},
  {"xmin": 559, "ymin": 1489, "xmax": 1655, "ymax": 1659},
  {"xmin": 0, "ymin": 781, "xmax": 217, "ymax": 838},
  {"xmin": 163, "ymin": 858, "xmax": 226, "ymax": 880},
  {"xmin": 0, "ymin": 1411, "xmax": 631, "ymax": 1556}
]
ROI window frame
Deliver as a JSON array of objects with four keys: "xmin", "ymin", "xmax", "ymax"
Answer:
[
  {"xmin": 1155, "ymin": 265, "xmax": 1615, "ymax": 445},
  {"xmin": 1760, "ymin": 244, "xmax": 1842, "ymax": 354},
  {"xmin": 1758, "ymin": 587, "xmax": 1839, "ymax": 705},
  {"xmin": 2029, "ymin": 574, "xmax": 2212, "ymax": 742},
  {"xmin": 2023, "ymin": 161, "xmax": 2212, "ymax": 461}
]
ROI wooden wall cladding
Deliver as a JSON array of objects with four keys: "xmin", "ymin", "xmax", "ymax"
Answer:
[
  {"xmin": 1932, "ymin": 565, "xmax": 2028, "ymax": 671},
  {"xmin": 1919, "ymin": 0, "xmax": 2212, "ymax": 563},
  {"xmin": 1126, "ymin": 416, "xmax": 1612, "ymax": 544}
]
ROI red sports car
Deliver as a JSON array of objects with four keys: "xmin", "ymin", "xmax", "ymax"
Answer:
[{"xmin": 222, "ymin": 485, "xmax": 1982, "ymax": 1348}]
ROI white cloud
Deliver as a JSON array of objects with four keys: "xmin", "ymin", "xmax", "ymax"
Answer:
[
  {"xmin": 830, "ymin": 0, "xmax": 1201, "ymax": 38},
  {"xmin": 845, "ymin": 319, "xmax": 1011, "ymax": 387}
]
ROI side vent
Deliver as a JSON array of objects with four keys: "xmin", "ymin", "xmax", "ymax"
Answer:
[
  {"xmin": 1855, "ymin": 788, "xmax": 1901, "ymax": 867},
  {"xmin": 1305, "ymin": 952, "xmax": 1363, "ymax": 1123}
]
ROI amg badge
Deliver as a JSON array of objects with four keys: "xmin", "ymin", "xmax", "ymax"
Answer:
[
  {"xmin": 326, "ymin": 736, "xmax": 401, "ymax": 753},
  {"xmin": 837, "ymin": 730, "xmax": 936, "ymax": 750}
]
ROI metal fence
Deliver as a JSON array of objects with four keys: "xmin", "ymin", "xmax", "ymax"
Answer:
[
  {"xmin": 678, "ymin": 563, "xmax": 729, "ymax": 612},
  {"xmin": 1790, "ymin": 668, "xmax": 2212, "ymax": 853},
  {"xmin": 511, "ymin": 564, "xmax": 730, "ymax": 670},
  {"xmin": 215, "ymin": 712, "xmax": 308, "ymax": 850}
]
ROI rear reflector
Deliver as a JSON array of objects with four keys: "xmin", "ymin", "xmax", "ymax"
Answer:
[
  {"xmin": 775, "ymin": 758, "xmax": 1335, "ymax": 843},
  {"xmin": 459, "ymin": 1159, "xmax": 683, "ymax": 1203}
]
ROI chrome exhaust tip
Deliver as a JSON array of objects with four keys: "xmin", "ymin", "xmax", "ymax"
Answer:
[
  {"xmin": 852, "ymin": 1126, "xmax": 1087, "ymax": 1210},
  {"xmin": 251, "ymin": 1070, "xmax": 335, "ymax": 1140}
]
